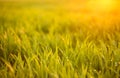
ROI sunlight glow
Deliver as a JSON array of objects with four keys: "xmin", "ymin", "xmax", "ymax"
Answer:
[{"xmin": 88, "ymin": 0, "xmax": 117, "ymax": 12}]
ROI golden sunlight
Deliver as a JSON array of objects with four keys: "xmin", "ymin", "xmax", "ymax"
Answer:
[{"xmin": 87, "ymin": 0, "xmax": 117, "ymax": 12}]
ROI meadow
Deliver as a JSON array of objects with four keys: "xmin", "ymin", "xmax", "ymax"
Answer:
[{"xmin": 0, "ymin": 1, "xmax": 120, "ymax": 78}]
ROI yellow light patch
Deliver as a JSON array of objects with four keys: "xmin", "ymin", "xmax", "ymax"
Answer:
[{"xmin": 87, "ymin": 0, "xmax": 117, "ymax": 12}]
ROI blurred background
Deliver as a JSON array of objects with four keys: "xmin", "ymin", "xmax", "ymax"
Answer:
[{"xmin": 0, "ymin": 0, "xmax": 120, "ymax": 25}]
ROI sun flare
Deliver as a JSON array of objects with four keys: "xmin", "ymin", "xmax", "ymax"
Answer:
[{"xmin": 88, "ymin": 0, "xmax": 117, "ymax": 12}]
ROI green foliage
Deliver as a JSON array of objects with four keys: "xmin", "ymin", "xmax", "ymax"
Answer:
[{"xmin": 0, "ymin": 2, "xmax": 120, "ymax": 78}]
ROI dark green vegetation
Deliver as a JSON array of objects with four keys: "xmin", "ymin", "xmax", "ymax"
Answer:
[{"xmin": 0, "ymin": 2, "xmax": 120, "ymax": 78}]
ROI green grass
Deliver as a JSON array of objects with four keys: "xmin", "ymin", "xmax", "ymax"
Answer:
[{"xmin": 0, "ymin": 2, "xmax": 120, "ymax": 78}]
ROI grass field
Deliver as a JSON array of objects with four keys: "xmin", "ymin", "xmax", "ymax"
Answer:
[{"xmin": 0, "ymin": 1, "xmax": 120, "ymax": 78}]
